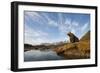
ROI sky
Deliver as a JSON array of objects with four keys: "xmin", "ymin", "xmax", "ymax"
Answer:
[{"xmin": 24, "ymin": 11, "xmax": 90, "ymax": 45}]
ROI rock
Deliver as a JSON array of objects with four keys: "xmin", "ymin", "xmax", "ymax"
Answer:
[{"xmin": 53, "ymin": 31, "xmax": 90, "ymax": 59}]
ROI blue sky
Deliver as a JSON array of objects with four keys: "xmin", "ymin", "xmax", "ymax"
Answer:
[{"xmin": 24, "ymin": 11, "xmax": 90, "ymax": 45}]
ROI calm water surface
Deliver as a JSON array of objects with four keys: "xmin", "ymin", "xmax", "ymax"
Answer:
[{"xmin": 24, "ymin": 49, "xmax": 64, "ymax": 62}]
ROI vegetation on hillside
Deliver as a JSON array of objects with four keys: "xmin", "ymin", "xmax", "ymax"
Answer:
[
  {"xmin": 53, "ymin": 31, "xmax": 90, "ymax": 59},
  {"xmin": 24, "ymin": 30, "xmax": 90, "ymax": 59}
]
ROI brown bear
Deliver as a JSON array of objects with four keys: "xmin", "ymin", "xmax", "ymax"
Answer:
[{"xmin": 67, "ymin": 32, "xmax": 79, "ymax": 43}]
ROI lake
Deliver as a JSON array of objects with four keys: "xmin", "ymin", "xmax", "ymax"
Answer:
[{"xmin": 24, "ymin": 49, "xmax": 64, "ymax": 62}]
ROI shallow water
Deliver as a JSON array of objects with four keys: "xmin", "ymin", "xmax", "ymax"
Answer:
[{"xmin": 24, "ymin": 49, "xmax": 64, "ymax": 62}]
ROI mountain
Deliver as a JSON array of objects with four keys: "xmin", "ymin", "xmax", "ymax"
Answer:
[
  {"xmin": 24, "ymin": 44, "xmax": 33, "ymax": 48},
  {"xmin": 24, "ymin": 44, "xmax": 33, "ymax": 51}
]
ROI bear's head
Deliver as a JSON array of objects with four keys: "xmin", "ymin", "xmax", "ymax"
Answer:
[{"xmin": 67, "ymin": 32, "xmax": 73, "ymax": 37}]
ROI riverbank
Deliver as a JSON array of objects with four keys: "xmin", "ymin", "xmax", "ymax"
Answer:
[{"xmin": 53, "ymin": 31, "xmax": 90, "ymax": 59}]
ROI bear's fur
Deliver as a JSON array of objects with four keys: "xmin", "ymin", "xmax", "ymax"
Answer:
[{"xmin": 67, "ymin": 32, "xmax": 79, "ymax": 43}]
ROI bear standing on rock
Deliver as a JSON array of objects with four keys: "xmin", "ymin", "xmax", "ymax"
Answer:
[{"xmin": 67, "ymin": 32, "xmax": 79, "ymax": 43}]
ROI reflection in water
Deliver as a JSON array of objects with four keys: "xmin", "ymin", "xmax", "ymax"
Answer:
[{"xmin": 24, "ymin": 49, "xmax": 64, "ymax": 62}]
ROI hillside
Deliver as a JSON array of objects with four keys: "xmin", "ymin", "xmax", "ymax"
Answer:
[
  {"xmin": 24, "ymin": 42, "xmax": 67, "ymax": 52},
  {"xmin": 54, "ymin": 31, "xmax": 90, "ymax": 59},
  {"xmin": 24, "ymin": 44, "xmax": 33, "ymax": 51},
  {"xmin": 24, "ymin": 44, "xmax": 33, "ymax": 48},
  {"xmin": 80, "ymin": 31, "xmax": 90, "ymax": 41}
]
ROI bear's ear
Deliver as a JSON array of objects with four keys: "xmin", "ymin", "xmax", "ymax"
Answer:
[
  {"xmin": 69, "ymin": 32, "xmax": 72, "ymax": 34},
  {"xmin": 67, "ymin": 32, "xmax": 71, "ymax": 35},
  {"xmin": 67, "ymin": 32, "xmax": 71, "ymax": 36}
]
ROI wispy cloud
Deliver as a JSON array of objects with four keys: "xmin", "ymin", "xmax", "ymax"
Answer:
[
  {"xmin": 79, "ymin": 22, "xmax": 90, "ymax": 37},
  {"xmin": 25, "ymin": 24, "xmax": 49, "ymax": 45},
  {"xmin": 25, "ymin": 12, "xmax": 47, "ymax": 26},
  {"xmin": 24, "ymin": 11, "xmax": 90, "ymax": 45},
  {"xmin": 81, "ymin": 22, "xmax": 89, "ymax": 32}
]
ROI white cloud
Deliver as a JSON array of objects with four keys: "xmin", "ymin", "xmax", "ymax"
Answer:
[
  {"xmin": 48, "ymin": 20, "xmax": 58, "ymax": 27},
  {"xmin": 25, "ymin": 37, "xmax": 45, "ymax": 45},
  {"xmin": 72, "ymin": 21, "xmax": 79, "ymax": 27},
  {"xmin": 64, "ymin": 18, "xmax": 71, "ymax": 26},
  {"xmin": 81, "ymin": 22, "xmax": 89, "ymax": 32},
  {"xmin": 25, "ymin": 12, "xmax": 78, "ymax": 35},
  {"xmin": 25, "ymin": 11, "xmax": 47, "ymax": 25},
  {"xmin": 25, "ymin": 24, "xmax": 49, "ymax": 45},
  {"xmin": 71, "ymin": 29, "xmax": 76, "ymax": 34},
  {"xmin": 25, "ymin": 35, "xmax": 61, "ymax": 45},
  {"xmin": 24, "ymin": 23, "xmax": 65, "ymax": 45},
  {"xmin": 58, "ymin": 13, "xmax": 68, "ymax": 33},
  {"xmin": 41, "ymin": 13, "xmax": 51, "ymax": 21},
  {"xmin": 41, "ymin": 13, "xmax": 58, "ymax": 27},
  {"xmin": 25, "ymin": 12, "xmax": 41, "ymax": 19},
  {"xmin": 78, "ymin": 22, "xmax": 89, "ymax": 38},
  {"xmin": 24, "ymin": 12, "xmax": 90, "ymax": 45},
  {"xmin": 57, "ymin": 17, "xmax": 78, "ymax": 34}
]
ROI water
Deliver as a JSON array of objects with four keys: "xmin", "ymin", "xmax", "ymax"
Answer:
[{"xmin": 24, "ymin": 49, "xmax": 64, "ymax": 62}]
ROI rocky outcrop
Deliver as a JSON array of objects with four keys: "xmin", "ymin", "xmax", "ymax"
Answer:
[{"xmin": 54, "ymin": 31, "xmax": 90, "ymax": 59}]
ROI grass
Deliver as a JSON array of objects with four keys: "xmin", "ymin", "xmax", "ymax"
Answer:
[{"xmin": 53, "ymin": 31, "xmax": 90, "ymax": 59}]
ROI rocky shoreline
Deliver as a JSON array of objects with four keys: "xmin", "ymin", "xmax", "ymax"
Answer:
[
  {"xmin": 53, "ymin": 41, "xmax": 90, "ymax": 59},
  {"xmin": 24, "ymin": 31, "xmax": 90, "ymax": 60},
  {"xmin": 53, "ymin": 31, "xmax": 90, "ymax": 59}
]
